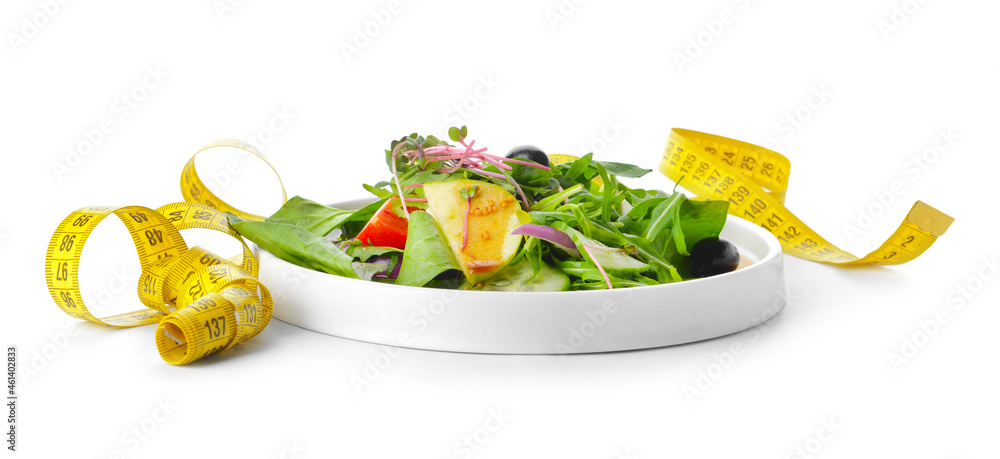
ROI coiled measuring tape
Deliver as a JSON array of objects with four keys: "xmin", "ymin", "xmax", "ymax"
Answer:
[
  {"xmin": 45, "ymin": 139, "xmax": 286, "ymax": 365},
  {"xmin": 45, "ymin": 131, "xmax": 953, "ymax": 366},
  {"xmin": 658, "ymin": 128, "xmax": 953, "ymax": 264}
]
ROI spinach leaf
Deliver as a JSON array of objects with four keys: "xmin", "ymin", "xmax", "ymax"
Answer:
[
  {"xmin": 674, "ymin": 199, "xmax": 729, "ymax": 255},
  {"xmin": 595, "ymin": 161, "xmax": 653, "ymax": 178},
  {"xmin": 512, "ymin": 163, "xmax": 554, "ymax": 187},
  {"xmin": 267, "ymin": 196, "xmax": 355, "ymax": 236},
  {"xmin": 337, "ymin": 198, "xmax": 387, "ymax": 239},
  {"xmin": 228, "ymin": 213, "xmax": 360, "ymax": 279},
  {"xmin": 395, "ymin": 211, "xmax": 461, "ymax": 287},
  {"xmin": 648, "ymin": 198, "xmax": 729, "ymax": 277}
]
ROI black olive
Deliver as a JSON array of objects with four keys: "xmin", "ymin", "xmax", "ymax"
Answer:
[
  {"xmin": 689, "ymin": 237, "xmax": 740, "ymax": 278},
  {"xmin": 505, "ymin": 145, "xmax": 549, "ymax": 167}
]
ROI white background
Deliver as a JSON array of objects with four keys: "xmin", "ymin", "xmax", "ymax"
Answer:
[{"xmin": 2, "ymin": 0, "xmax": 998, "ymax": 457}]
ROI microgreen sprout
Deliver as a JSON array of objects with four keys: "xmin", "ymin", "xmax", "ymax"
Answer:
[
  {"xmin": 460, "ymin": 185, "xmax": 478, "ymax": 251},
  {"xmin": 459, "ymin": 185, "xmax": 478, "ymax": 200},
  {"xmin": 391, "ymin": 126, "xmax": 549, "ymax": 217}
]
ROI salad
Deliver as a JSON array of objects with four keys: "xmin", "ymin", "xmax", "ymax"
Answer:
[{"xmin": 228, "ymin": 127, "xmax": 742, "ymax": 291}]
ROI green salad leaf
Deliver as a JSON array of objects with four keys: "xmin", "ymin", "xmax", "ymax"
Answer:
[
  {"xmin": 227, "ymin": 213, "xmax": 360, "ymax": 279},
  {"xmin": 345, "ymin": 243, "xmax": 402, "ymax": 261},
  {"xmin": 395, "ymin": 211, "xmax": 461, "ymax": 287},
  {"xmin": 227, "ymin": 127, "xmax": 734, "ymax": 291},
  {"xmin": 266, "ymin": 196, "xmax": 355, "ymax": 237},
  {"xmin": 594, "ymin": 161, "xmax": 653, "ymax": 178}
]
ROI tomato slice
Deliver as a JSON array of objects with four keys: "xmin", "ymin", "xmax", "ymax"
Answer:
[{"xmin": 355, "ymin": 199, "xmax": 421, "ymax": 250}]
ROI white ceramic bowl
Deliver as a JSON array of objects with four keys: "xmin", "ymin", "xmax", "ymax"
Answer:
[{"xmin": 257, "ymin": 199, "xmax": 786, "ymax": 354}]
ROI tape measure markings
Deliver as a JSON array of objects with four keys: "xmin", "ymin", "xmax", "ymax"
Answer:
[
  {"xmin": 180, "ymin": 138, "xmax": 286, "ymax": 222},
  {"xmin": 659, "ymin": 128, "xmax": 953, "ymax": 266},
  {"xmin": 45, "ymin": 138, "xmax": 284, "ymax": 365},
  {"xmin": 46, "ymin": 131, "xmax": 953, "ymax": 365}
]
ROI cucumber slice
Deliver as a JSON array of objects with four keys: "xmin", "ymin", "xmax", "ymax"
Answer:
[
  {"xmin": 461, "ymin": 259, "xmax": 570, "ymax": 292},
  {"xmin": 566, "ymin": 228, "xmax": 649, "ymax": 275}
]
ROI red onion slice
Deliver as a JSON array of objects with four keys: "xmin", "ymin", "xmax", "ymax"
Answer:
[{"xmin": 511, "ymin": 224, "xmax": 581, "ymax": 257}]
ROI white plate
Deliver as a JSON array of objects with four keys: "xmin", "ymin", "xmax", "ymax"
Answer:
[{"xmin": 257, "ymin": 199, "xmax": 786, "ymax": 354}]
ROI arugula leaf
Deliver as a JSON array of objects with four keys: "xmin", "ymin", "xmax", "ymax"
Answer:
[
  {"xmin": 352, "ymin": 259, "xmax": 394, "ymax": 281},
  {"xmin": 344, "ymin": 243, "xmax": 402, "ymax": 261},
  {"xmin": 556, "ymin": 260, "xmax": 658, "ymax": 289},
  {"xmin": 561, "ymin": 153, "xmax": 593, "ymax": 183},
  {"xmin": 595, "ymin": 162, "xmax": 618, "ymax": 222},
  {"xmin": 625, "ymin": 195, "xmax": 668, "ymax": 221},
  {"xmin": 643, "ymin": 192, "xmax": 686, "ymax": 240},
  {"xmin": 245, "ymin": 126, "xmax": 734, "ymax": 290},
  {"xmin": 622, "ymin": 233, "xmax": 682, "ymax": 283},
  {"xmin": 533, "ymin": 183, "xmax": 586, "ymax": 212},
  {"xmin": 399, "ymin": 169, "xmax": 457, "ymax": 188},
  {"xmin": 395, "ymin": 211, "xmax": 461, "ymax": 287},
  {"xmin": 266, "ymin": 196, "xmax": 355, "ymax": 236},
  {"xmin": 363, "ymin": 183, "xmax": 395, "ymax": 200},
  {"xmin": 565, "ymin": 227, "xmax": 649, "ymax": 275},
  {"xmin": 228, "ymin": 214, "xmax": 360, "ymax": 279}
]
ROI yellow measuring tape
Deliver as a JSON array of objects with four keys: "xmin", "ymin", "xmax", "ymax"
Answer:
[
  {"xmin": 45, "ymin": 131, "xmax": 953, "ymax": 365},
  {"xmin": 45, "ymin": 139, "xmax": 285, "ymax": 365},
  {"xmin": 657, "ymin": 128, "xmax": 953, "ymax": 265}
]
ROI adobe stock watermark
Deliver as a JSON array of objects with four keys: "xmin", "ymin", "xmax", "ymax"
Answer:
[
  {"xmin": 18, "ymin": 321, "xmax": 79, "ymax": 384},
  {"xmin": 841, "ymin": 126, "xmax": 957, "ymax": 243},
  {"xmin": 212, "ymin": 0, "xmax": 246, "ymax": 21},
  {"xmin": 273, "ymin": 438, "xmax": 306, "ymax": 459},
  {"xmin": 681, "ymin": 287, "xmax": 794, "ymax": 404},
  {"xmin": 554, "ymin": 289, "xmax": 633, "ymax": 356},
  {"xmin": 671, "ymin": 0, "xmax": 753, "ymax": 73},
  {"xmin": 544, "ymin": 0, "xmax": 588, "ymax": 31},
  {"xmin": 784, "ymin": 416, "xmax": 843, "ymax": 459},
  {"xmin": 566, "ymin": 116, "xmax": 628, "ymax": 158},
  {"xmin": 21, "ymin": 266, "xmax": 135, "ymax": 383},
  {"xmin": 51, "ymin": 65, "xmax": 168, "ymax": 182},
  {"xmin": 268, "ymin": 265, "xmax": 308, "ymax": 306},
  {"xmin": 85, "ymin": 267, "xmax": 138, "ymax": 316},
  {"xmin": 7, "ymin": 0, "xmax": 70, "ymax": 54},
  {"xmin": 761, "ymin": 85, "xmax": 834, "ymax": 151},
  {"xmin": 877, "ymin": 0, "xmax": 929, "ymax": 41},
  {"xmin": 886, "ymin": 254, "xmax": 997, "ymax": 373},
  {"xmin": 340, "ymin": 0, "xmax": 406, "ymax": 63},
  {"xmin": 104, "ymin": 398, "xmax": 178, "ymax": 459},
  {"xmin": 452, "ymin": 407, "xmax": 510, "ymax": 459},
  {"xmin": 201, "ymin": 107, "xmax": 295, "ymax": 196},
  {"xmin": 350, "ymin": 289, "xmax": 459, "ymax": 394},
  {"xmin": 424, "ymin": 75, "xmax": 502, "ymax": 141},
  {"xmin": 443, "ymin": 75, "xmax": 501, "ymax": 128},
  {"xmin": 246, "ymin": 107, "xmax": 295, "ymax": 152}
]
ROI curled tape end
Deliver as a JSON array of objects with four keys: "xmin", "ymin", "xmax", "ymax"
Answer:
[{"xmin": 907, "ymin": 201, "xmax": 954, "ymax": 237}]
